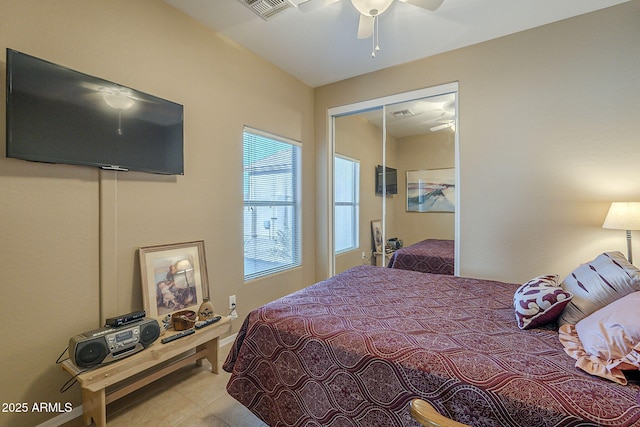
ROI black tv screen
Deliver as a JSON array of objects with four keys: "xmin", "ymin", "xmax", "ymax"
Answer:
[
  {"xmin": 6, "ymin": 48, "xmax": 184, "ymax": 175},
  {"xmin": 375, "ymin": 165, "xmax": 397, "ymax": 195}
]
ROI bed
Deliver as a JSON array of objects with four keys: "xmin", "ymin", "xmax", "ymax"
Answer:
[
  {"xmin": 223, "ymin": 265, "xmax": 640, "ymax": 427},
  {"xmin": 387, "ymin": 239, "xmax": 454, "ymax": 275}
]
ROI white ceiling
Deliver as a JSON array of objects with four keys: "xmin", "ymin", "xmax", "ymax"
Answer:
[{"xmin": 163, "ymin": 0, "xmax": 629, "ymax": 88}]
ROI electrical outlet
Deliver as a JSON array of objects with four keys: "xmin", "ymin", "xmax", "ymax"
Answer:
[{"xmin": 229, "ymin": 295, "xmax": 238, "ymax": 319}]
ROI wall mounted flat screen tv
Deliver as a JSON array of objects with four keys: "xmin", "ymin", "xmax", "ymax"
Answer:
[
  {"xmin": 6, "ymin": 48, "xmax": 184, "ymax": 175},
  {"xmin": 375, "ymin": 165, "xmax": 397, "ymax": 195}
]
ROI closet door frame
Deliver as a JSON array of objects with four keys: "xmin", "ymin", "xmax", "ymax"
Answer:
[{"xmin": 327, "ymin": 82, "xmax": 460, "ymax": 277}]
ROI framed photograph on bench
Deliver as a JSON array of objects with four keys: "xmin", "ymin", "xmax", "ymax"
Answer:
[{"xmin": 139, "ymin": 240, "xmax": 209, "ymax": 323}]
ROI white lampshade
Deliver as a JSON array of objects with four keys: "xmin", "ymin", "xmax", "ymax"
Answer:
[{"xmin": 602, "ymin": 202, "xmax": 640, "ymax": 230}]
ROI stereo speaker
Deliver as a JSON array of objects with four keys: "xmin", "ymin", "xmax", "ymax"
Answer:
[
  {"xmin": 69, "ymin": 317, "xmax": 160, "ymax": 368},
  {"xmin": 139, "ymin": 320, "xmax": 161, "ymax": 346}
]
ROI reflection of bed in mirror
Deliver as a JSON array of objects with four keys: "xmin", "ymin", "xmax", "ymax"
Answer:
[{"xmin": 387, "ymin": 238, "xmax": 454, "ymax": 275}]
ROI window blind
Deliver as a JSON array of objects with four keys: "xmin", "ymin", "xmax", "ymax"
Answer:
[{"xmin": 243, "ymin": 127, "xmax": 301, "ymax": 281}]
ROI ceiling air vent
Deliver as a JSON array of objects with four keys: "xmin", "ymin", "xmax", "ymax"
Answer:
[
  {"xmin": 238, "ymin": 0, "xmax": 295, "ymax": 20},
  {"xmin": 392, "ymin": 109, "xmax": 415, "ymax": 118}
]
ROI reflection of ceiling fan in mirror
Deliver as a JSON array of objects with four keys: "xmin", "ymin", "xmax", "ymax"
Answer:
[
  {"xmin": 298, "ymin": 0, "xmax": 444, "ymax": 56},
  {"xmin": 359, "ymin": 93, "xmax": 455, "ymax": 137},
  {"xmin": 430, "ymin": 120, "xmax": 455, "ymax": 132}
]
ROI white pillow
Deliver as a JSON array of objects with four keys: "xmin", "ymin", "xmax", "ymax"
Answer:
[
  {"xmin": 559, "ymin": 291, "xmax": 640, "ymax": 384},
  {"xmin": 558, "ymin": 251, "xmax": 640, "ymax": 326}
]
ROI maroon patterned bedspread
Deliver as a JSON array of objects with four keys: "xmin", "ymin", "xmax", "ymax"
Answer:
[
  {"xmin": 223, "ymin": 266, "xmax": 640, "ymax": 427},
  {"xmin": 387, "ymin": 239, "xmax": 454, "ymax": 275}
]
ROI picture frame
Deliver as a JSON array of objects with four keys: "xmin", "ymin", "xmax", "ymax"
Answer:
[
  {"xmin": 406, "ymin": 168, "xmax": 456, "ymax": 213},
  {"xmin": 371, "ymin": 219, "xmax": 383, "ymax": 252},
  {"xmin": 139, "ymin": 240, "xmax": 209, "ymax": 323}
]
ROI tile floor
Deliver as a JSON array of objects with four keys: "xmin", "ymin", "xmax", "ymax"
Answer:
[{"xmin": 61, "ymin": 343, "xmax": 266, "ymax": 427}]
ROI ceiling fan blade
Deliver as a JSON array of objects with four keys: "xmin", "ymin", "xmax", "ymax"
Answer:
[
  {"xmin": 357, "ymin": 14, "xmax": 374, "ymax": 39},
  {"xmin": 430, "ymin": 122, "xmax": 451, "ymax": 132},
  {"xmin": 297, "ymin": 0, "xmax": 340, "ymax": 13},
  {"xmin": 402, "ymin": 0, "xmax": 444, "ymax": 11}
]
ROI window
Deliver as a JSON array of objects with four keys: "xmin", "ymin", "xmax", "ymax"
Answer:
[
  {"xmin": 243, "ymin": 127, "xmax": 301, "ymax": 281},
  {"xmin": 334, "ymin": 155, "xmax": 359, "ymax": 254}
]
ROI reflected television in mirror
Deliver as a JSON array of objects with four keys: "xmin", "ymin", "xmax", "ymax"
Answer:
[{"xmin": 375, "ymin": 165, "xmax": 397, "ymax": 195}]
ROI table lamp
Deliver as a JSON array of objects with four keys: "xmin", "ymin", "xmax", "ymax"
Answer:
[{"xmin": 602, "ymin": 202, "xmax": 640, "ymax": 264}]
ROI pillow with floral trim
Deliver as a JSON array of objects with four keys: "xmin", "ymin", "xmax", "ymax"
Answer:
[
  {"xmin": 513, "ymin": 274, "xmax": 573, "ymax": 329},
  {"xmin": 559, "ymin": 291, "xmax": 640, "ymax": 384}
]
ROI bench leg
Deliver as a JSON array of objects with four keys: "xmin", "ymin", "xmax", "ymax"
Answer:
[
  {"xmin": 82, "ymin": 388, "xmax": 106, "ymax": 427},
  {"xmin": 195, "ymin": 337, "xmax": 219, "ymax": 373},
  {"xmin": 206, "ymin": 337, "xmax": 220, "ymax": 373}
]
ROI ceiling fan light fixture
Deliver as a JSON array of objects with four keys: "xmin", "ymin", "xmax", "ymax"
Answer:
[
  {"xmin": 349, "ymin": 0, "xmax": 442, "ymax": 57},
  {"xmin": 351, "ymin": 0, "xmax": 393, "ymax": 57},
  {"xmin": 351, "ymin": 0, "xmax": 394, "ymax": 17}
]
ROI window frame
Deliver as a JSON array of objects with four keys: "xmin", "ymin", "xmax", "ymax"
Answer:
[
  {"xmin": 243, "ymin": 126, "xmax": 302, "ymax": 282},
  {"xmin": 334, "ymin": 154, "xmax": 360, "ymax": 255}
]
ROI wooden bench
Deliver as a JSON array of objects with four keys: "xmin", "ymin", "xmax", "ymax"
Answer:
[{"xmin": 62, "ymin": 316, "xmax": 231, "ymax": 427}]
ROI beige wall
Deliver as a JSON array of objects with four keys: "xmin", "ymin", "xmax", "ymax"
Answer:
[
  {"xmin": 0, "ymin": 1, "xmax": 314, "ymax": 426},
  {"xmin": 316, "ymin": 0, "xmax": 640, "ymax": 281}
]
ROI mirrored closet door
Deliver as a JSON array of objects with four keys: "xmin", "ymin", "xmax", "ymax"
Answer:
[
  {"xmin": 330, "ymin": 83, "xmax": 459, "ymax": 276},
  {"xmin": 334, "ymin": 107, "xmax": 384, "ymax": 273}
]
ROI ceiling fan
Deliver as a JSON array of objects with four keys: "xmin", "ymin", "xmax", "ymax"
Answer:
[
  {"xmin": 430, "ymin": 120, "xmax": 455, "ymax": 132},
  {"xmin": 298, "ymin": 0, "xmax": 444, "ymax": 56}
]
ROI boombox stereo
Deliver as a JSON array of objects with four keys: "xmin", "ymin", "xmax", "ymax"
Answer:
[{"xmin": 68, "ymin": 318, "xmax": 160, "ymax": 368}]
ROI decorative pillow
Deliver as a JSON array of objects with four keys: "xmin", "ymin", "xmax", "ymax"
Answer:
[
  {"xmin": 513, "ymin": 274, "xmax": 573, "ymax": 329},
  {"xmin": 558, "ymin": 291, "xmax": 640, "ymax": 384},
  {"xmin": 558, "ymin": 251, "xmax": 640, "ymax": 326}
]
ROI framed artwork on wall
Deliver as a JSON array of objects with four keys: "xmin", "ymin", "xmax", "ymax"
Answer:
[
  {"xmin": 406, "ymin": 168, "xmax": 455, "ymax": 213},
  {"xmin": 139, "ymin": 240, "xmax": 209, "ymax": 323}
]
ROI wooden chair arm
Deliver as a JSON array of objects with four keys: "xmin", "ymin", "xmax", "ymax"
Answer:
[{"xmin": 410, "ymin": 399, "xmax": 470, "ymax": 427}]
